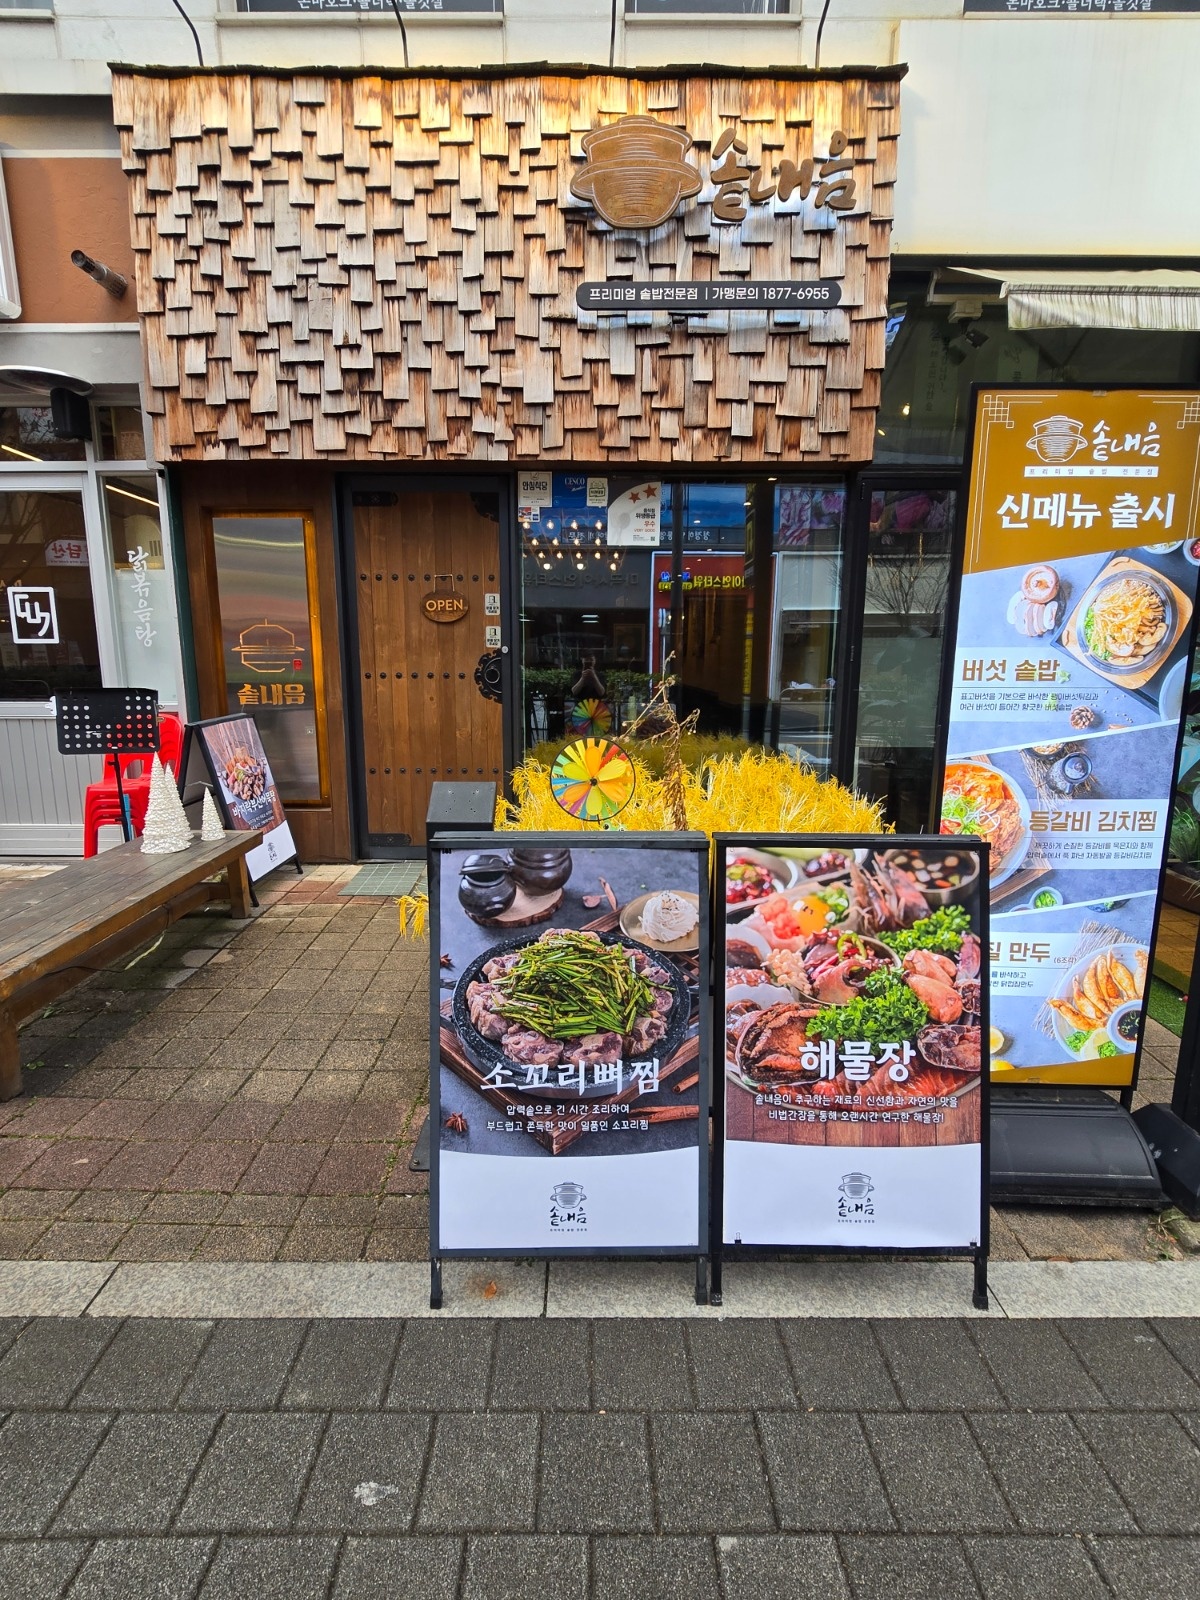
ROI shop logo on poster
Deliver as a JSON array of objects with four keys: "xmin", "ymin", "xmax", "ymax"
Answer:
[
  {"xmin": 1027, "ymin": 416, "xmax": 1088, "ymax": 465},
  {"xmin": 549, "ymin": 1181, "xmax": 588, "ymax": 1233},
  {"xmin": 7, "ymin": 586, "xmax": 59, "ymax": 645},
  {"xmin": 837, "ymin": 1172, "xmax": 876, "ymax": 1225}
]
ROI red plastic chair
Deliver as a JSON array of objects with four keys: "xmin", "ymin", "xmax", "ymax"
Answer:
[{"xmin": 83, "ymin": 713, "xmax": 184, "ymax": 857}]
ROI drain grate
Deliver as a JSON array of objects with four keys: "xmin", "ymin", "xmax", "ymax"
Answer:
[{"xmin": 339, "ymin": 863, "xmax": 428, "ymax": 898}]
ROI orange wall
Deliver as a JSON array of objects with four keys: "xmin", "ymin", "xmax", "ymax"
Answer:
[{"xmin": 3, "ymin": 156, "xmax": 137, "ymax": 324}]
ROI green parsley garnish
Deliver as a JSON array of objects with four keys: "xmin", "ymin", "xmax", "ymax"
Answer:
[{"xmin": 878, "ymin": 905, "xmax": 971, "ymax": 959}]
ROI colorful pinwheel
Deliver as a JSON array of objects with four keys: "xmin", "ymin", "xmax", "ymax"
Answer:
[
  {"xmin": 569, "ymin": 697, "xmax": 613, "ymax": 736},
  {"xmin": 550, "ymin": 737, "xmax": 636, "ymax": 822}
]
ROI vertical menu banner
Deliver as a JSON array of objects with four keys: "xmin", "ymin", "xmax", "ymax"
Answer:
[
  {"xmin": 717, "ymin": 835, "xmax": 988, "ymax": 1255},
  {"xmin": 430, "ymin": 833, "xmax": 709, "ymax": 1256},
  {"xmin": 941, "ymin": 388, "xmax": 1200, "ymax": 1087}
]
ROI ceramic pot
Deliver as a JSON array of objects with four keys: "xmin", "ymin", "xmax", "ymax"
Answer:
[
  {"xmin": 509, "ymin": 845, "xmax": 572, "ymax": 896},
  {"xmin": 459, "ymin": 853, "xmax": 516, "ymax": 919}
]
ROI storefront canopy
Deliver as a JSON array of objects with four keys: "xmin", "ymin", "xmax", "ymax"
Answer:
[{"xmin": 954, "ymin": 269, "xmax": 1200, "ymax": 334}]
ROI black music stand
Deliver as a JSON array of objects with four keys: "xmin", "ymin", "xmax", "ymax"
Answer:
[{"xmin": 56, "ymin": 689, "xmax": 160, "ymax": 844}]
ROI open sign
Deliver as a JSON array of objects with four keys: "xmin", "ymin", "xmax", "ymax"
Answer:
[{"xmin": 422, "ymin": 590, "xmax": 469, "ymax": 623}]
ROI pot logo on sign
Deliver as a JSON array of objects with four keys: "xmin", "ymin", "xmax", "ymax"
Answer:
[
  {"xmin": 1027, "ymin": 416, "xmax": 1088, "ymax": 465},
  {"xmin": 550, "ymin": 1181, "xmax": 588, "ymax": 1233},
  {"xmin": 570, "ymin": 116, "xmax": 703, "ymax": 230},
  {"xmin": 837, "ymin": 1172, "xmax": 876, "ymax": 1225}
]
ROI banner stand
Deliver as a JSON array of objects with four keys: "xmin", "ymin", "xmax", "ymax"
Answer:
[
  {"xmin": 932, "ymin": 383, "xmax": 1200, "ymax": 1210},
  {"xmin": 1134, "ymin": 930, "xmax": 1200, "ymax": 1218},
  {"xmin": 711, "ymin": 834, "xmax": 990, "ymax": 1314}
]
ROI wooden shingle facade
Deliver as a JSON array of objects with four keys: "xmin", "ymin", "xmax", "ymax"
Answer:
[{"xmin": 111, "ymin": 67, "xmax": 902, "ymax": 467}]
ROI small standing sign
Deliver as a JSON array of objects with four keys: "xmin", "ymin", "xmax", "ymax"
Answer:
[
  {"xmin": 713, "ymin": 834, "xmax": 990, "ymax": 1308},
  {"xmin": 179, "ymin": 713, "xmax": 300, "ymax": 883}
]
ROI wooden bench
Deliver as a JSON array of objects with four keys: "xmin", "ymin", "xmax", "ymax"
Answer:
[{"xmin": 0, "ymin": 831, "xmax": 262, "ymax": 1101}]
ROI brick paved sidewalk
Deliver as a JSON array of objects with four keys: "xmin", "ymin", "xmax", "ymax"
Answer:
[
  {"xmin": 0, "ymin": 868, "xmax": 1188, "ymax": 1266},
  {"xmin": 0, "ymin": 1313, "xmax": 1197, "ymax": 1598}
]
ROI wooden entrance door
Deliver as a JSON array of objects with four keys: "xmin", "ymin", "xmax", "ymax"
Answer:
[{"xmin": 351, "ymin": 490, "xmax": 503, "ymax": 848}]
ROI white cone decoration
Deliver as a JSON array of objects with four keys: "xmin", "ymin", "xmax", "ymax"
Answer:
[
  {"xmin": 200, "ymin": 787, "xmax": 225, "ymax": 842},
  {"xmin": 140, "ymin": 753, "xmax": 193, "ymax": 854}
]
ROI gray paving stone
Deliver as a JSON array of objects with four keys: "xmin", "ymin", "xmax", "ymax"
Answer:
[
  {"xmin": 1073, "ymin": 1412, "xmax": 1200, "ymax": 1533},
  {"xmin": 968, "ymin": 1321, "xmax": 1106, "ymax": 1409},
  {"xmin": 72, "ymin": 1321, "xmax": 213, "ymax": 1411},
  {"xmin": 0, "ymin": 1321, "xmax": 118, "ymax": 1410},
  {"xmin": 0, "ymin": 1321, "xmax": 27, "ymax": 1361},
  {"xmin": 778, "ymin": 1320, "xmax": 902, "ymax": 1410},
  {"xmin": 67, "ymin": 1538, "xmax": 215, "ymax": 1600},
  {"xmin": 964, "ymin": 1535, "xmax": 1111, "ymax": 1600},
  {"xmin": 592, "ymin": 1320, "xmax": 692, "ymax": 1411},
  {"xmin": 651, "ymin": 1414, "xmax": 775, "ymax": 1533},
  {"xmin": 0, "ymin": 1539, "xmax": 88, "ymax": 1600},
  {"xmin": 593, "ymin": 1535, "xmax": 721, "ymax": 1600},
  {"xmin": 758, "ymin": 1413, "xmax": 894, "ymax": 1532},
  {"xmin": 417, "ymin": 1415, "xmax": 539, "ymax": 1533},
  {"xmin": 1149, "ymin": 1318, "xmax": 1200, "ymax": 1383},
  {"xmin": 387, "ymin": 1320, "xmax": 494, "ymax": 1412},
  {"xmin": 1092, "ymin": 1536, "xmax": 1200, "ymax": 1599},
  {"xmin": 55, "ymin": 1412, "xmax": 217, "ymax": 1534},
  {"xmin": 970, "ymin": 1413, "xmax": 1135, "ymax": 1534},
  {"xmin": 862, "ymin": 1415, "xmax": 1011, "ymax": 1533},
  {"xmin": 297, "ymin": 1413, "xmax": 431, "ymax": 1532},
  {"xmin": 281, "ymin": 1319, "xmax": 401, "ymax": 1410},
  {"xmin": 1057, "ymin": 1320, "xmax": 1200, "ymax": 1408},
  {"xmin": 463, "ymin": 1535, "xmax": 588, "ymax": 1600},
  {"xmin": 871, "ymin": 1320, "xmax": 1006, "ymax": 1410},
  {"xmin": 686, "ymin": 1321, "xmax": 797, "ymax": 1410},
  {"xmin": 176, "ymin": 1413, "xmax": 325, "ymax": 1533},
  {"xmin": 839, "ymin": 1535, "xmax": 982, "ymax": 1600},
  {"xmin": 538, "ymin": 1414, "xmax": 653, "ymax": 1533},
  {"xmin": 489, "ymin": 1321, "xmax": 589, "ymax": 1411},
  {"xmin": 716, "ymin": 1534, "xmax": 850, "ymax": 1600},
  {"xmin": 178, "ymin": 1321, "xmax": 307, "ymax": 1411},
  {"xmin": 197, "ymin": 1536, "xmax": 340, "ymax": 1600},
  {"xmin": 332, "ymin": 1537, "xmax": 462, "ymax": 1600},
  {"xmin": 0, "ymin": 1413, "xmax": 110, "ymax": 1535}
]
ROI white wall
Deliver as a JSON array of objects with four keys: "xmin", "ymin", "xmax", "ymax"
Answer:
[{"xmin": 894, "ymin": 18, "xmax": 1200, "ymax": 259}]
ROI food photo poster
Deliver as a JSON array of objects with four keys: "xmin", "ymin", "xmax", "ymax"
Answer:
[
  {"xmin": 188, "ymin": 714, "xmax": 296, "ymax": 880},
  {"xmin": 940, "ymin": 388, "xmax": 1200, "ymax": 1088},
  {"xmin": 718, "ymin": 837, "xmax": 987, "ymax": 1252},
  {"xmin": 429, "ymin": 835, "xmax": 709, "ymax": 1254}
]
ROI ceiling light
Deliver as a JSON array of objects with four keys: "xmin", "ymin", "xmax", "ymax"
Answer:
[{"xmin": 105, "ymin": 482, "xmax": 159, "ymax": 509}]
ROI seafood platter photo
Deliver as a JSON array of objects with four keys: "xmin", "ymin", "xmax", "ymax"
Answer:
[{"xmin": 719, "ymin": 840, "xmax": 987, "ymax": 1152}]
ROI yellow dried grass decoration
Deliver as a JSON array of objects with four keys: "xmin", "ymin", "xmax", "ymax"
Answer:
[
  {"xmin": 497, "ymin": 746, "xmax": 888, "ymax": 844},
  {"xmin": 396, "ymin": 892, "xmax": 429, "ymax": 939}
]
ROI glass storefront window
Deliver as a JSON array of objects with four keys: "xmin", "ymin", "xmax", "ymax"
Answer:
[
  {"xmin": 210, "ymin": 514, "xmax": 326, "ymax": 803},
  {"xmin": 853, "ymin": 485, "xmax": 957, "ymax": 831},
  {"xmin": 674, "ymin": 483, "xmax": 752, "ymax": 738},
  {"xmin": 877, "ymin": 281, "xmax": 1200, "ymax": 467},
  {"xmin": 102, "ymin": 475, "xmax": 178, "ymax": 707},
  {"xmin": 520, "ymin": 478, "xmax": 670, "ymax": 754},
  {"xmin": 94, "ymin": 405, "xmax": 148, "ymax": 462},
  {"xmin": 768, "ymin": 484, "xmax": 846, "ymax": 773},
  {"xmin": 0, "ymin": 486, "xmax": 101, "ymax": 698},
  {"xmin": 0, "ymin": 406, "xmax": 87, "ymax": 465}
]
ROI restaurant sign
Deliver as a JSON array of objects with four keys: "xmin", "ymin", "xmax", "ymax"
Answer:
[
  {"xmin": 939, "ymin": 387, "xmax": 1200, "ymax": 1089},
  {"xmin": 569, "ymin": 117, "xmax": 856, "ymax": 231}
]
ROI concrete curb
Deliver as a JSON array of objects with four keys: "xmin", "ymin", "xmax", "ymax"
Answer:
[{"xmin": 2, "ymin": 1257, "xmax": 1199, "ymax": 1318}]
